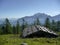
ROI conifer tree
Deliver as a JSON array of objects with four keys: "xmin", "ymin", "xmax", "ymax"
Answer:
[
  {"xmin": 34, "ymin": 18, "xmax": 41, "ymax": 25},
  {"xmin": 13, "ymin": 26, "xmax": 16, "ymax": 34},
  {"xmin": 44, "ymin": 18, "xmax": 51, "ymax": 29},
  {"xmin": 56, "ymin": 21, "xmax": 60, "ymax": 31},
  {"xmin": 0, "ymin": 26, "xmax": 2, "ymax": 34},
  {"xmin": 16, "ymin": 20, "xmax": 20, "ymax": 34},
  {"xmin": 51, "ymin": 20, "xmax": 57, "ymax": 31},
  {"xmin": 5, "ymin": 18, "xmax": 12, "ymax": 34}
]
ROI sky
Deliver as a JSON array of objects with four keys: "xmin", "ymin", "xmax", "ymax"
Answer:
[{"xmin": 0, "ymin": 0, "xmax": 60, "ymax": 18}]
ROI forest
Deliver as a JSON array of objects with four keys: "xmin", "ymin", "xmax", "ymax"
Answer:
[{"xmin": 0, "ymin": 18, "xmax": 60, "ymax": 35}]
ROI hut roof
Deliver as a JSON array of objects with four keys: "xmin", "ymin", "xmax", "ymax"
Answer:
[{"xmin": 22, "ymin": 25, "xmax": 58, "ymax": 38}]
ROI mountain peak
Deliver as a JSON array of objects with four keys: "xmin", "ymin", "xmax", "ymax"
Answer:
[{"xmin": 34, "ymin": 13, "xmax": 50, "ymax": 17}]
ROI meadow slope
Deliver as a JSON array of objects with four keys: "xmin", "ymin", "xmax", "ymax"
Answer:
[{"xmin": 0, "ymin": 33, "xmax": 60, "ymax": 45}]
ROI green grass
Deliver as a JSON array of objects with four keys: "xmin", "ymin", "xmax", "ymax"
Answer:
[{"xmin": 0, "ymin": 34, "xmax": 60, "ymax": 45}]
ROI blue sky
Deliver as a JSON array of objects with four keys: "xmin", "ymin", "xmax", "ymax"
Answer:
[{"xmin": 0, "ymin": 0, "xmax": 60, "ymax": 18}]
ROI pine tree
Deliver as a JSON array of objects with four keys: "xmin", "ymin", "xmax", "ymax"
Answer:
[
  {"xmin": 34, "ymin": 18, "xmax": 41, "ymax": 25},
  {"xmin": 16, "ymin": 20, "xmax": 20, "ymax": 34},
  {"xmin": 1, "ymin": 26, "xmax": 5, "ymax": 34},
  {"xmin": 51, "ymin": 20, "xmax": 57, "ymax": 31},
  {"xmin": 0, "ymin": 26, "xmax": 2, "ymax": 34},
  {"xmin": 13, "ymin": 26, "xmax": 16, "ymax": 34},
  {"xmin": 44, "ymin": 18, "xmax": 51, "ymax": 29},
  {"xmin": 56, "ymin": 21, "xmax": 60, "ymax": 31},
  {"xmin": 5, "ymin": 18, "xmax": 12, "ymax": 34}
]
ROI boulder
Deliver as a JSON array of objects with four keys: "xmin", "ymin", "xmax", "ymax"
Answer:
[{"xmin": 22, "ymin": 25, "xmax": 58, "ymax": 38}]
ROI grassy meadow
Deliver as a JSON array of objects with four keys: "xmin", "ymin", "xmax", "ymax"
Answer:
[{"xmin": 0, "ymin": 32, "xmax": 60, "ymax": 45}]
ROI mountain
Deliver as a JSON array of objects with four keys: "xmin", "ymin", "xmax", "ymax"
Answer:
[
  {"xmin": 18, "ymin": 13, "xmax": 60, "ymax": 25},
  {"xmin": 52, "ymin": 14, "xmax": 60, "ymax": 21},
  {"xmin": 0, "ymin": 13, "xmax": 60, "ymax": 25},
  {"xmin": 18, "ymin": 13, "xmax": 51, "ymax": 24}
]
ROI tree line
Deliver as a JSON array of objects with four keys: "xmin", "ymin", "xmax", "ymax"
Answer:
[{"xmin": 0, "ymin": 18, "xmax": 60, "ymax": 35}]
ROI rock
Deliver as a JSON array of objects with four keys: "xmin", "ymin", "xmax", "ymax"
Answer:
[
  {"xmin": 21, "ymin": 43, "xmax": 28, "ymax": 45},
  {"xmin": 21, "ymin": 25, "xmax": 58, "ymax": 38}
]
